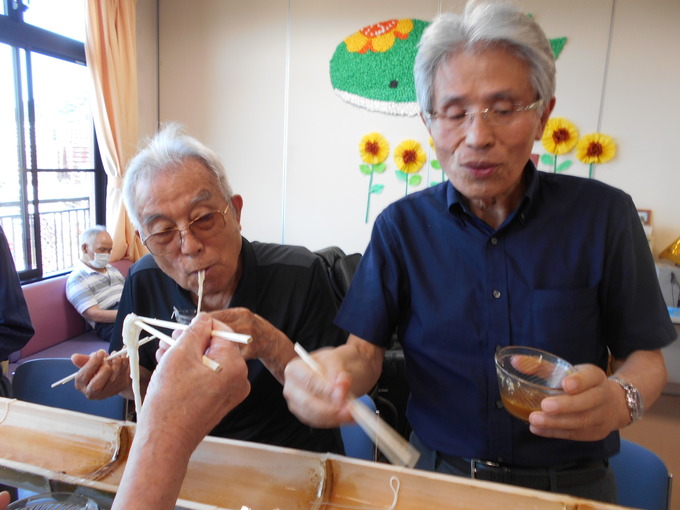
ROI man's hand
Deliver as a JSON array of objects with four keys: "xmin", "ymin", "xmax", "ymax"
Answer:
[
  {"xmin": 72, "ymin": 350, "xmax": 133, "ymax": 400},
  {"xmin": 283, "ymin": 347, "xmax": 355, "ymax": 428},
  {"xmin": 112, "ymin": 314, "xmax": 250, "ymax": 510},
  {"xmin": 0, "ymin": 490, "xmax": 9, "ymax": 510},
  {"xmin": 143, "ymin": 314, "xmax": 251, "ymax": 445},
  {"xmin": 208, "ymin": 307, "xmax": 296, "ymax": 383},
  {"xmin": 528, "ymin": 364, "xmax": 622, "ymax": 441}
]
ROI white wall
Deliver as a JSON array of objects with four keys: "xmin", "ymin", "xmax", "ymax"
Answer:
[{"xmin": 138, "ymin": 0, "xmax": 680, "ymax": 257}]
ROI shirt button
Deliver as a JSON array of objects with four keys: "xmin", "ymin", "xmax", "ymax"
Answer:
[
  {"xmin": 490, "ymin": 237, "xmax": 498, "ymax": 245},
  {"xmin": 492, "ymin": 290, "xmax": 501, "ymax": 299},
  {"xmin": 496, "ymin": 400, "xmax": 504, "ymax": 408}
]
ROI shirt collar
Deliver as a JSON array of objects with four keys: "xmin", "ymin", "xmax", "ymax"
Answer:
[{"xmin": 446, "ymin": 160, "xmax": 539, "ymax": 225}]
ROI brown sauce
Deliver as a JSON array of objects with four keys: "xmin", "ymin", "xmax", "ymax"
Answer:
[{"xmin": 500, "ymin": 394, "xmax": 538, "ymax": 422}]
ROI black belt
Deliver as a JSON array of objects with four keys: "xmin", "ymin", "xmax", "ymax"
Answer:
[{"xmin": 439, "ymin": 453, "xmax": 608, "ymax": 491}]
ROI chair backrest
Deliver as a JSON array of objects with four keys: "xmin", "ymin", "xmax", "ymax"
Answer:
[
  {"xmin": 12, "ymin": 358, "xmax": 127, "ymax": 420},
  {"xmin": 340, "ymin": 394, "xmax": 377, "ymax": 461},
  {"xmin": 609, "ymin": 439, "xmax": 672, "ymax": 510}
]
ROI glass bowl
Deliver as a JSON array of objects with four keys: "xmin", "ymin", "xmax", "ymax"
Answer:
[
  {"xmin": 7, "ymin": 492, "xmax": 98, "ymax": 510},
  {"xmin": 494, "ymin": 346, "xmax": 575, "ymax": 422}
]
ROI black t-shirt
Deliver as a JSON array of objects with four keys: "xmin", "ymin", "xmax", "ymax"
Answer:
[{"xmin": 111, "ymin": 238, "xmax": 347, "ymax": 453}]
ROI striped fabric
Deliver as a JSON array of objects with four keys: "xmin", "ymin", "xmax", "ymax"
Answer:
[{"xmin": 66, "ymin": 261, "xmax": 125, "ymax": 327}]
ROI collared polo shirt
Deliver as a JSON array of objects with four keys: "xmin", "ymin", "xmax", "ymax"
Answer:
[
  {"xmin": 66, "ymin": 260, "xmax": 125, "ymax": 327},
  {"xmin": 111, "ymin": 238, "xmax": 347, "ymax": 453},
  {"xmin": 336, "ymin": 163, "xmax": 676, "ymax": 467}
]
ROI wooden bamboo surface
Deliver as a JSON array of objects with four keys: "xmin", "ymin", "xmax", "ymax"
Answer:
[{"xmin": 0, "ymin": 398, "xmax": 634, "ymax": 510}]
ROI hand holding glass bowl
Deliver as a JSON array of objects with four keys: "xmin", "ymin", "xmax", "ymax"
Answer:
[{"xmin": 494, "ymin": 346, "xmax": 575, "ymax": 422}]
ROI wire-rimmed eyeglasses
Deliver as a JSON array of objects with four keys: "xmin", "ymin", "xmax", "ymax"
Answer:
[
  {"xmin": 427, "ymin": 99, "xmax": 543, "ymax": 130},
  {"xmin": 142, "ymin": 203, "xmax": 231, "ymax": 255}
]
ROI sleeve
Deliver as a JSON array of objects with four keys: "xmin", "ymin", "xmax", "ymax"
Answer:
[
  {"xmin": 0, "ymin": 227, "xmax": 34, "ymax": 360},
  {"xmin": 335, "ymin": 215, "xmax": 403, "ymax": 348},
  {"xmin": 602, "ymin": 193, "xmax": 677, "ymax": 358}
]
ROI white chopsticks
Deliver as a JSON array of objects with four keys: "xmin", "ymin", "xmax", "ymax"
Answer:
[
  {"xmin": 294, "ymin": 343, "xmax": 420, "ymax": 468},
  {"xmin": 51, "ymin": 315, "xmax": 252, "ymax": 388},
  {"xmin": 137, "ymin": 316, "xmax": 251, "ymax": 344}
]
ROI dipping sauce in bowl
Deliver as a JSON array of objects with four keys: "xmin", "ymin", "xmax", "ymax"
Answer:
[{"xmin": 494, "ymin": 346, "xmax": 575, "ymax": 422}]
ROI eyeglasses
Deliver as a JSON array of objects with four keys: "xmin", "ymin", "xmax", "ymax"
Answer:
[
  {"xmin": 428, "ymin": 99, "xmax": 543, "ymax": 130},
  {"xmin": 142, "ymin": 204, "xmax": 231, "ymax": 255}
]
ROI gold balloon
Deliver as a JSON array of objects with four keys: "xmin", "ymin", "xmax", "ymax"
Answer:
[{"xmin": 659, "ymin": 236, "xmax": 680, "ymax": 265}]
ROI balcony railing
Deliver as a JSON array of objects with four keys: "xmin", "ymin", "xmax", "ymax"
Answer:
[{"xmin": 0, "ymin": 198, "xmax": 91, "ymax": 276}]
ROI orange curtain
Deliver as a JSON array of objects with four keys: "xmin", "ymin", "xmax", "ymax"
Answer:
[{"xmin": 85, "ymin": 0, "xmax": 146, "ymax": 262}]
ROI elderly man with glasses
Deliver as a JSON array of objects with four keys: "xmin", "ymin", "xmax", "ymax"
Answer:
[
  {"xmin": 283, "ymin": 1, "xmax": 676, "ymax": 504},
  {"xmin": 71, "ymin": 123, "xmax": 346, "ymax": 454}
]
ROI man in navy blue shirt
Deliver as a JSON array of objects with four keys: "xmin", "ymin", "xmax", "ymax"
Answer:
[
  {"xmin": 284, "ymin": 1, "xmax": 676, "ymax": 503},
  {"xmin": 0, "ymin": 226, "xmax": 34, "ymax": 378}
]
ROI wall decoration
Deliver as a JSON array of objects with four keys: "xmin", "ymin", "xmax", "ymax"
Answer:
[
  {"xmin": 637, "ymin": 209, "xmax": 651, "ymax": 225},
  {"xmin": 540, "ymin": 117, "xmax": 579, "ymax": 173},
  {"xmin": 575, "ymin": 132, "xmax": 616, "ymax": 178},
  {"xmin": 393, "ymin": 139, "xmax": 426, "ymax": 195},
  {"xmin": 427, "ymin": 137, "xmax": 444, "ymax": 187},
  {"xmin": 359, "ymin": 132, "xmax": 390, "ymax": 223},
  {"xmin": 540, "ymin": 118, "xmax": 617, "ymax": 179},
  {"xmin": 330, "ymin": 16, "xmax": 566, "ymax": 117},
  {"xmin": 330, "ymin": 19, "xmax": 429, "ymax": 116}
]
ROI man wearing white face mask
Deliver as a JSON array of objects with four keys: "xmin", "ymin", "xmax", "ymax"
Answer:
[{"xmin": 66, "ymin": 226, "xmax": 125, "ymax": 342}]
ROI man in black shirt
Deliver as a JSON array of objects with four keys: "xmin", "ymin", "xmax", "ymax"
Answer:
[{"xmin": 71, "ymin": 124, "xmax": 346, "ymax": 453}]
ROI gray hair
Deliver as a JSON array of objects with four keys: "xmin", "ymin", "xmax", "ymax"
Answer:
[
  {"xmin": 80, "ymin": 225, "xmax": 107, "ymax": 248},
  {"xmin": 415, "ymin": 0, "xmax": 556, "ymax": 126},
  {"xmin": 123, "ymin": 123, "xmax": 233, "ymax": 229}
]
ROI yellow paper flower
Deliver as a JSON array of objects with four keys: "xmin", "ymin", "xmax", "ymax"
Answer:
[
  {"xmin": 359, "ymin": 132, "xmax": 390, "ymax": 165},
  {"xmin": 394, "ymin": 140, "xmax": 426, "ymax": 174},
  {"xmin": 345, "ymin": 19, "xmax": 414, "ymax": 54},
  {"xmin": 541, "ymin": 117, "xmax": 579, "ymax": 155},
  {"xmin": 575, "ymin": 133, "xmax": 616, "ymax": 164}
]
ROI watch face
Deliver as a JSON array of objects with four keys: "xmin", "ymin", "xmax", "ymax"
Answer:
[
  {"xmin": 610, "ymin": 376, "xmax": 643, "ymax": 423},
  {"xmin": 628, "ymin": 386, "xmax": 644, "ymax": 422}
]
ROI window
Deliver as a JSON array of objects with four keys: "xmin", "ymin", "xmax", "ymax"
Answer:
[{"xmin": 0, "ymin": 0, "xmax": 104, "ymax": 282}]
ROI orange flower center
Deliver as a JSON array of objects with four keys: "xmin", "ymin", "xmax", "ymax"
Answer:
[
  {"xmin": 402, "ymin": 149, "xmax": 417, "ymax": 164},
  {"xmin": 361, "ymin": 20, "xmax": 398, "ymax": 38},
  {"xmin": 552, "ymin": 128, "xmax": 571, "ymax": 144},
  {"xmin": 365, "ymin": 141, "xmax": 381, "ymax": 155},
  {"xmin": 586, "ymin": 142, "xmax": 603, "ymax": 157}
]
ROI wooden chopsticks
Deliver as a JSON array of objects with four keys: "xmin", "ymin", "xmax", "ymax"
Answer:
[{"xmin": 294, "ymin": 343, "xmax": 420, "ymax": 468}]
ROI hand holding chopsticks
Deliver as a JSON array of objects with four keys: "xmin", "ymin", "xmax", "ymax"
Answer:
[
  {"xmin": 293, "ymin": 343, "xmax": 420, "ymax": 468},
  {"xmin": 51, "ymin": 315, "xmax": 252, "ymax": 388}
]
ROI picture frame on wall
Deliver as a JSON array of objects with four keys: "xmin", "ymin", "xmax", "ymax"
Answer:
[{"xmin": 637, "ymin": 209, "xmax": 652, "ymax": 226}]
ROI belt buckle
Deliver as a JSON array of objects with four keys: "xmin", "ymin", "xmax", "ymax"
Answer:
[{"xmin": 470, "ymin": 458, "xmax": 502, "ymax": 479}]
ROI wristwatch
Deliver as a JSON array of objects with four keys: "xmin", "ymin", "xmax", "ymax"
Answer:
[{"xmin": 609, "ymin": 376, "xmax": 644, "ymax": 424}]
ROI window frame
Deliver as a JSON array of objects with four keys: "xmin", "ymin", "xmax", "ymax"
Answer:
[{"xmin": 0, "ymin": 1, "xmax": 106, "ymax": 283}]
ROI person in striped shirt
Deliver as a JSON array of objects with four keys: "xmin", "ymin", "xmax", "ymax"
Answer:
[{"xmin": 66, "ymin": 226, "xmax": 125, "ymax": 343}]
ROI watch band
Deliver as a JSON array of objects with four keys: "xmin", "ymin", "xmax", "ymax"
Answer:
[{"xmin": 609, "ymin": 376, "xmax": 644, "ymax": 424}]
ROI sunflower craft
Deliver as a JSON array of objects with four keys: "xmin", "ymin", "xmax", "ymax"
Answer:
[
  {"xmin": 394, "ymin": 140, "xmax": 426, "ymax": 196},
  {"xmin": 359, "ymin": 132, "xmax": 389, "ymax": 223},
  {"xmin": 541, "ymin": 117, "xmax": 579, "ymax": 173},
  {"xmin": 575, "ymin": 133, "xmax": 616, "ymax": 178}
]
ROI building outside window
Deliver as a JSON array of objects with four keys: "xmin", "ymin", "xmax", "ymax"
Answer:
[{"xmin": 0, "ymin": 0, "xmax": 104, "ymax": 282}]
